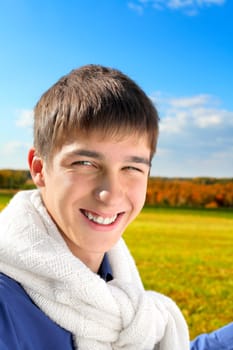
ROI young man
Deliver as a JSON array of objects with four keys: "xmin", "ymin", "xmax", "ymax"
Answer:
[
  {"xmin": 0, "ymin": 65, "xmax": 231, "ymax": 350},
  {"xmin": 0, "ymin": 64, "xmax": 189, "ymax": 350}
]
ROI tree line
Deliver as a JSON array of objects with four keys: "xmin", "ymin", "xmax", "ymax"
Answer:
[
  {"xmin": 0, "ymin": 170, "xmax": 33, "ymax": 189},
  {"xmin": 0, "ymin": 170, "xmax": 232, "ymax": 208},
  {"xmin": 146, "ymin": 177, "xmax": 233, "ymax": 208}
]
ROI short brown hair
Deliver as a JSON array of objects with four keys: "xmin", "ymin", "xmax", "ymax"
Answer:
[{"xmin": 33, "ymin": 64, "xmax": 159, "ymax": 160}]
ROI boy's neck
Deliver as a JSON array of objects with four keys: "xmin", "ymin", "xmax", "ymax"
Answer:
[{"xmin": 64, "ymin": 238, "xmax": 104, "ymax": 273}]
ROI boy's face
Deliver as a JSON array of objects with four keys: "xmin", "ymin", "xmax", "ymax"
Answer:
[{"xmin": 29, "ymin": 131, "xmax": 151, "ymax": 269}]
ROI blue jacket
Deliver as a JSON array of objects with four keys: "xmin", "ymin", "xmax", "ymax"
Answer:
[
  {"xmin": 0, "ymin": 271, "xmax": 232, "ymax": 349},
  {"xmin": 0, "ymin": 273, "xmax": 73, "ymax": 349},
  {"xmin": 190, "ymin": 322, "xmax": 233, "ymax": 350}
]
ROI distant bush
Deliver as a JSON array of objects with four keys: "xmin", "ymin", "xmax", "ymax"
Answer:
[
  {"xmin": 0, "ymin": 170, "xmax": 31, "ymax": 189},
  {"xmin": 146, "ymin": 177, "xmax": 233, "ymax": 208}
]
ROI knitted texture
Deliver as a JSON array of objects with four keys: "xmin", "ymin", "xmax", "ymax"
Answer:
[{"xmin": 0, "ymin": 190, "xmax": 189, "ymax": 349}]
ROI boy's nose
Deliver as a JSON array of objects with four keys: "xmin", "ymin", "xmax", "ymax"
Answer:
[
  {"xmin": 97, "ymin": 190, "xmax": 111, "ymax": 202},
  {"xmin": 94, "ymin": 175, "xmax": 124, "ymax": 205}
]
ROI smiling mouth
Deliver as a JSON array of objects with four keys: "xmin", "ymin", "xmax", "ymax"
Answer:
[{"xmin": 81, "ymin": 210, "xmax": 120, "ymax": 225}]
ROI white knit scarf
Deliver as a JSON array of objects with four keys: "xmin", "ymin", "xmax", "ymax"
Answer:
[{"xmin": 0, "ymin": 190, "xmax": 189, "ymax": 350}]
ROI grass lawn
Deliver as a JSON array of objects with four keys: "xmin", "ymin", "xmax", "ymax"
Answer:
[
  {"xmin": 0, "ymin": 190, "xmax": 16, "ymax": 211},
  {"xmin": 1, "ymin": 192, "xmax": 233, "ymax": 339},
  {"xmin": 124, "ymin": 206, "xmax": 233, "ymax": 339}
]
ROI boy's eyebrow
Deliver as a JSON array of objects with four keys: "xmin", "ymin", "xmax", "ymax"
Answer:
[
  {"xmin": 68, "ymin": 149, "xmax": 103, "ymax": 159},
  {"xmin": 125, "ymin": 156, "xmax": 151, "ymax": 167},
  {"xmin": 66, "ymin": 149, "xmax": 151, "ymax": 166}
]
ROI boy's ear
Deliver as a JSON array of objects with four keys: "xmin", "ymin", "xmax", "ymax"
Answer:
[{"xmin": 28, "ymin": 148, "xmax": 45, "ymax": 187}]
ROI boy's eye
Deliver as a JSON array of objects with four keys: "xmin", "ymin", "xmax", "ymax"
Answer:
[
  {"xmin": 123, "ymin": 166, "xmax": 143, "ymax": 173},
  {"xmin": 71, "ymin": 160, "xmax": 93, "ymax": 166}
]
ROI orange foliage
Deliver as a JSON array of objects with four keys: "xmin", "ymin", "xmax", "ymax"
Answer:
[{"xmin": 146, "ymin": 177, "xmax": 233, "ymax": 208}]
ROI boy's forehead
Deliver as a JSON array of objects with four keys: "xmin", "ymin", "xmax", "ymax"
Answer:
[
  {"xmin": 47, "ymin": 129, "xmax": 154, "ymax": 165},
  {"xmin": 52, "ymin": 130, "xmax": 151, "ymax": 160},
  {"xmin": 62, "ymin": 129, "xmax": 151, "ymax": 146}
]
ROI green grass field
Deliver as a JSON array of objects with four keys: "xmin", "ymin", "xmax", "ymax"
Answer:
[
  {"xmin": 0, "ymin": 191, "xmax": 16, "ymax": 211},
  {"xmin": 124, "ymin": 206, "xmax": 233, "ymax": 339},
  {"xmin": 1, "ymin": 192, "xmax": 233, "ymax": 339}
]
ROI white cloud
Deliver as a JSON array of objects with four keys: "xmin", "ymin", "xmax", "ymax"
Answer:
[
  {"xmin": 156, "ymin": 146, "xmax": 172, "ymax": 156},
  {"xmin": 197, "ymin": 0, "xmax": 225, "ymax": 5},
  {"xmin": 168, "ymin": 94, "xmax": 215, "ymax": 108},
  {"xmin": 15, "ymin": 109, "xmax": 33, "ymax": 128},
  {"xmin": 129, "ymin": 0, "xmax": 226, "ymax": 14},
  {"xmin": 2, "ymin": 141, "xmax": 30, "ymax": 155},
  {"xmin": 167, "ymin": 0, "xmax": 194, "ymax": 9},
  {"xmin": 150, "ymin": 92, "xmax": 233, "ymax": 177},
  {"xmin": 191, "ymin": 147, "xmax": 233, "ymax": 177},
  {"xmin": 152, "ymin": 93, "xmax": 233, "ymax": 134},
  {"xmin": 152, "ymin": 144, "xmax": 233, "ymax": 177},
  {"xmin": 194, "ymin": 108, "xmax": 230, "ymax": 128},
  {"xmin": 128, "ymin": 2, "xmax": 144, "ymax": 14},
  {"xmin": 0, "ymin": 140, "xmax": 30, "ymax": 169}
]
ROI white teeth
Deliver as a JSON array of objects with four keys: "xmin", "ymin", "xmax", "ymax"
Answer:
[{"xmin": 84, "ymin": 211, "xmax": 117, "ymax": 225}]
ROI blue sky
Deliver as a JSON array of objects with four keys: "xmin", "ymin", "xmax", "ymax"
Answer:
[{"xmin": 0, "ymin": 0, "xmax": 232, "ymax": 177}]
